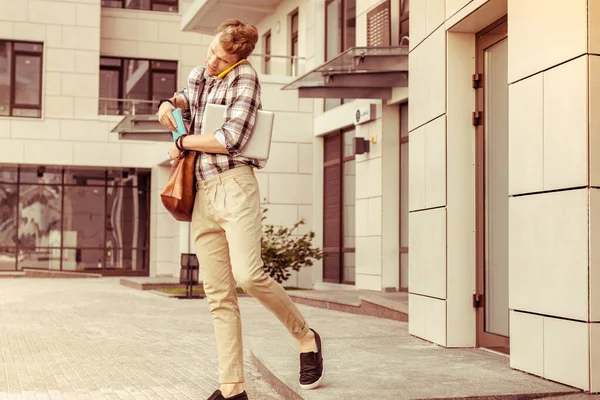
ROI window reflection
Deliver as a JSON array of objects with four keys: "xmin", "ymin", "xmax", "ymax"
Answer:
[
  {"xmin": 106, "ymin": 186, "xmax": 148, "ymax": 249},
  {"xmin": 63, "ymin": 186, "xmax": 105, "ymax": 249},
  {"xmin": 0, "ymin": 248, "xmax": 16, "ymax": 270},
  {"xmin": 0, "ymin": 184, "xmax": 18, "ymax": 247},
  {"xmin": 18, "ymin": 247, "xmax": 61, "ymax": 270},
  {"xmin": 18, "ymin": 185, "xmax": 62, "ymax": 248},
  {"xmin": 0, "ymin": 166, "xmax": 151, "ymax": 273}
]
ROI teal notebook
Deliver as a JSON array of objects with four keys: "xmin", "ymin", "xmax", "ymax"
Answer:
[{"xmin": 171, "ymin": 108, "xmax": 187, "ymax": 141}]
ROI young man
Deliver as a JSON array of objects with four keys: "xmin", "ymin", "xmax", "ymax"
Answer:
[{"xmin": 157, "ymin": 19, "xmax": 324, "ymax": 400}]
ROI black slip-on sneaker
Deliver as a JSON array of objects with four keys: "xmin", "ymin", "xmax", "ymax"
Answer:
[
  {"xmin": 207, "ymin": 390, "xmax": 248, "ymax": 400},
  {"xmin": 299, "ymin": 328, "xmax": 324, "ymax": 390}
]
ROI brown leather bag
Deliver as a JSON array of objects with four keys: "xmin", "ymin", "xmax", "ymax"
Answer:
[
  {"xmin": 160, "ymin": 149, "xmax": 197, "ymax": 221},
  {"xmin": 160, "ymin": 75, "xmax": 205, "ymax": 222}
]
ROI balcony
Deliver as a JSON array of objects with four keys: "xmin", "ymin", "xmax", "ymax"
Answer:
[
  {"xmin": 181, "ymin": 0, "xmax": 283, "ymax": 34},
  {"xmin": 101, "ymin": 98, "xmax": 172, "ymax": 142}
]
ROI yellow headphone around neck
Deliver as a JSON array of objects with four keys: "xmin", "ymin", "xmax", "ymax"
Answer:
[{"xmin": 217, "ymin": 59, "xmax": 247, "ymax": 79}]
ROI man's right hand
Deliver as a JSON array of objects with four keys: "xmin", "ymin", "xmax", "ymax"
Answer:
[{"xmin": 158, "ymin": 101, "xmax": 178, "ymax": 131}]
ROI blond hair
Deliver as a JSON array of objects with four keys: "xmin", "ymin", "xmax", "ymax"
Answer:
[{"xmin": 216, "ymin": 19, "xmax": 259, "ymax": 60}]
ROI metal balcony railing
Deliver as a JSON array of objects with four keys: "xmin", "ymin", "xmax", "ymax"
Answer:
[{"xmin": 99, "ymin": 98, "xmax": 158, "ymax": 116}]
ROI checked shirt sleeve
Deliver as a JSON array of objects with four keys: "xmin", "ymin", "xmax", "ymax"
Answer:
[
  {"xmin": 173, "ymin": 66, "xmax": 204, "ymax": 121},
  {"xmin": 213, "ymin": 71, "xmax": 261, "ymax": 156}
]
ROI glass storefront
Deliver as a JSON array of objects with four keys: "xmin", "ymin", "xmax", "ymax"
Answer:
[{"xmin": 0, "ymin": 165, "xmax": 150, "ymax": 275}]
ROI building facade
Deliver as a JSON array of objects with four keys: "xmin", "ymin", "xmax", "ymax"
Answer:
[
  {"xmin": 0, "ymin": 0, "xmax": 314, "ymax": 287},
  {"xmin": 180, "ymin": 0, "xmax": 600, "ymax": 393},
  {"xmin": 3, "ymin": 0, "xmax": 600, "ymax": 393}
]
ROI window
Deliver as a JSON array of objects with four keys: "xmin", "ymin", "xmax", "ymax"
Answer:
[
  {"xmin": 0, "ymin": 165, "xmax": 151, "ymax": 275},
  {"xmin": 99, "ymin": 57, "xmax": 177, "ymax": 115},
  {"xmin": 399, "ymin": 0, "xmax": 409, "ymax": 44},
  {"xmin": 323, "ymin": 129, "xmax": 356, "ymax": 284},
  {"xmin": 367, "ymin": 0, "xmax": 391, "ymax": 47},
  {"xmin": 101, "ymin": 0, "xmax": 178, "ymax": 13},
  {"xmin": 324, "ymin": 0, "xmax": 356, "ymax": 110},
  {"xmin": 0, "ymin": 40, "xmax": 43, "ymax": 118},
  {"xmin": 290, "ymin": 10, "xmax": 299, "ymax": 77},
  {"xmin": 263, "ymin": 31, "xmax": 271, "ymax": 75}
]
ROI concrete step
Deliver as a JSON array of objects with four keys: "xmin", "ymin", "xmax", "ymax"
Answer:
[
  {"xmin": 288, "ymin": 290, "xmax": 408, "ymax": 322},
  {"xmin": 22, "ymin": 269, "xmax": 101, "ymax": 278}
]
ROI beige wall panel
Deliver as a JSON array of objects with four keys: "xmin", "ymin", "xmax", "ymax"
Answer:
[
  {"xmin": 590, "ymin": 189, "xmax": 600, "ymax": 321},
  {"xmin": 356, "ymin": 236, "xmax": 382, "ymax": 276},
  {"xmin": 410, "ymin": 0, "xmax": 428, "ymax": 48},
  {"xmin": 61, "ymin": 73, "xmax": 98, "ymax": 98},
  {"xmin": 298, "ymin": 144, "xmax": 313, "ymax": 174},
  {"xmin": 262, "ymin": 143, "xmax": 299, "ymax": 174},
  {"xmin": 409, "ymin": 125, "xmax": 426, "ymax": 211},
  {"xmin": 508, "ymin": 74, "xmax": 544, "ymax": 195},
  {"xmin": 0, "ymin": 0, "xmax": 28, "ymax": 22},
  {"xmin": 380, "ymin": 105, "xmax": 401, "ymax": 290},
  {"xmin": 508, "ymin": 0, "xmax": 587, "ymax": 83},
  {"xmin": 262, "ymin": 204, "xmax": 299, "ymax": 228},
  {"xmin": 355, "ymin": 274, "xmax": 382, "ymax": 291},
  {"xmin": 591, "ymin": 323, "xmax": 600, "ymax": 392},
  {"xmin": 262, "ymin": 83, "xmax": 304, "ymax": 113},
  {"xmin": 509, "ymin": 189, "xmax": 588, "ymax": 320},
  {"xmin": 13, "ymin": 22, "xmax": 46, "ymax": 42},
  {"xmin": 543, "ymin": 56, "xmax": 588, "ymax": 190},
  {"xmin": 409, "ymin": 293, "xmax": 427, "ymax": 339},
  {"xmin": 268, "ymin": 174, "xmax": 313, "ymax": 204},
  {"xmin": 544, "ymin": 317, "xmax": 590, "ymax": 390},
  {"xmin": 0, "ymin": 139, "xmax": 24, "ymax": 164},
  {"xmin": 446, "ymin": 0, "xmax": 473, "ymax": 19},
  {"xmin": 100, "ymin": 39, "xmax": 137, "ymax": 57},
  {"xmin": 45, "ymin": 96, "xmax": 75, "ymax": 118},
  {"xmin": 60, "ymin": 120, "xmax": 110, "ymax": 142},
  {"xmin": 46, "ymin": 25, "xmax": 62, "ymax": 47},
  {"xmin": 24, "ymin": 140, "xmax": 73, "ymax": 165},
  {"xmin": 45, "ymin": 72, "xmax": 62, "ymax": 96},
  {"xmin": 356, "ymin": 11, "xmax": 367, "ymax": 47},
  {"xmin": 10, "ymin": 119, "xmax": 60, "ymax": 140},
  {"xmin": 272, "ymin": 112, "xmax": 314, "ymax": 143},
  {"xmin": 46, "ymin": 49, "xmax": 76, "ymax": 73},
  {"xmin": 0, "ymin": 120, "xmax": 10, "ymax": 138},
  {"xmin": 425, "ymin": 115, "xmax": 446, "ymax": 208},
  {"xmin": 73, "ymin": 142, "xmax": 121, "ymax": 166},
  {"xmin": 75, "ymin": 51, "xmax": 100, "ymax": 74},
  {"xmin": 0, "ymin": 22, "xmax": 14, "ymax": 38},
  {"xmin": 77, "ymin": 3, "xmax": 101, "ymax": 28},
  {"xmin": 426, "ymin": 0, "xmax": 446, "ymax": 40},
  {"xmin": 355, "ymin": 157, "xmax": 383, "ymax": 200},
  {"xmin": 591, "ymin": 0, "xmax": 600, "ymax": 54},
  {"xmin": 409, "ymin": 27, "xmax": 446, "ymax": 131},
  {"xmin": 74, "ymin": 98, "xmax": 99, "ymax": 119},
  {"xmin": 446, "ymin": 32, "xmax": 476, "ymax": 347},
  {"xmin": 590, "ymin": 56, "xmax": 600, "ymax": 186},
  {"xmin": 63, "ymin": 26, "xmax": 100, "ymax": 51},
  {"xmin": 426, "ymin": 296, "xmax": 447, "ymax": 346},
  {"xmin": 509, "ymin": 311, "xmax": 544, "ymax": 377},
  {"xmin": 409, "ymin": 207, "xmax": 447, "ymax": 299},
  {"xmin": 28, "ymin": 0, "xmax": 77, "ymax": 25}
]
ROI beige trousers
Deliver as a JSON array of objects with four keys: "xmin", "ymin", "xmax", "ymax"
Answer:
[{"xmin": 191, "ymin": 166, "xmax": 310, "ymax": 384}]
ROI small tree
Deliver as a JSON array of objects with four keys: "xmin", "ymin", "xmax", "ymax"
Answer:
[{"xmin": 261, "ymin": 208, "xmax": 324, "ymax": 284}]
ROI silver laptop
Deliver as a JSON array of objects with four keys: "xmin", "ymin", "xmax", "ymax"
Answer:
[{"xmin": 201, "ymin": 103, "xmax": 274, "ymax": 161}]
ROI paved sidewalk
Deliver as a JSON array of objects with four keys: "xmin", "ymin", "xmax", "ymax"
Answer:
[
  {"xmin": 0, "ymin": 278, "xmax": 585, "ymax": 400},
  {"xmin": 0, "ymin": 278, "xmax": 281, "ymax": 400}
]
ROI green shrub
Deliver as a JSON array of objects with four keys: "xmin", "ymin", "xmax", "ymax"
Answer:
[{"xmin": 261, "ymin": 208, "xmax": 324, "ymax": 284}]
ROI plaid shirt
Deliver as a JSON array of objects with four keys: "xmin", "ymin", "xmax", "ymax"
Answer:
[{"xmin": 174, "ymin": 62, "xmax": 265, "ymax": 181}]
